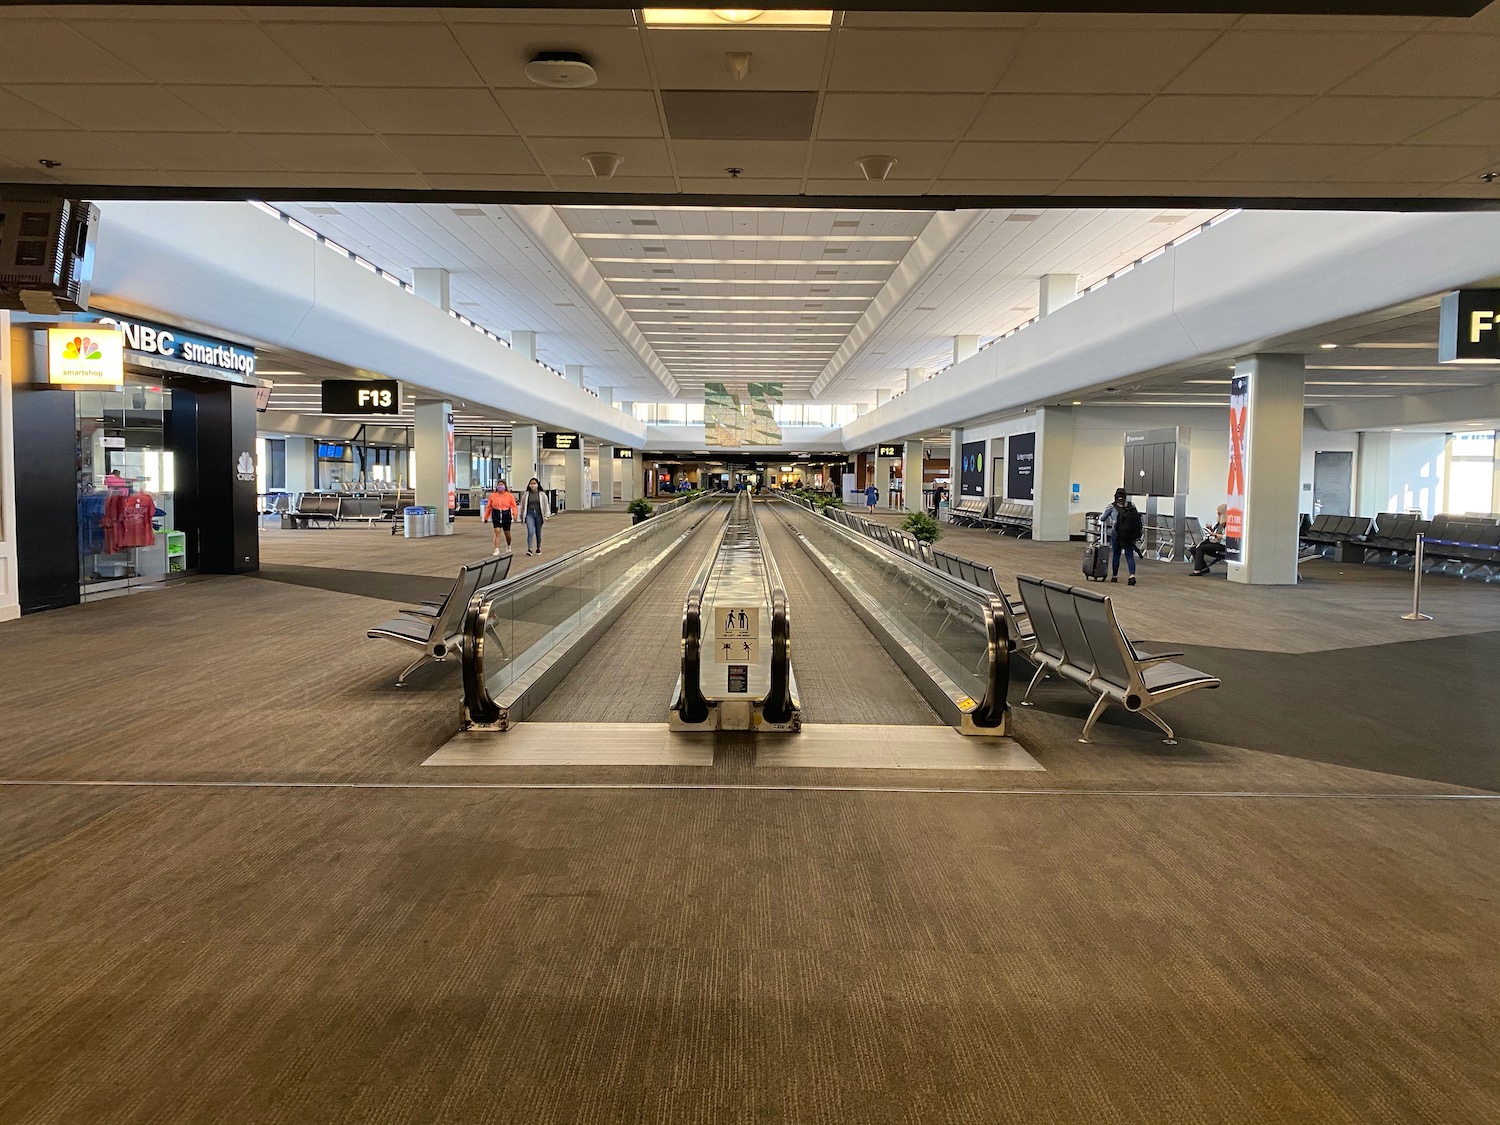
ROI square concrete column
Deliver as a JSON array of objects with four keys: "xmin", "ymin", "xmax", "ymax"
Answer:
[
  {"xmin": 876, "ymin": 388, "xmax": 891, "ymax": 407},
  {"xmin": 565, "ymin": 365, "xmax": 584, "ymax": 388},
  {"xmin": 283, "ymin": 435, "xmax": 316, "ymax": 494},
  {"xmin": 903, "ymin": 440, "xmax": 925, "ymax": 514},
  {"xmin": 619, "ymin": 453, "xmax": 639, "ymax": 501},
  {"xmin": 1039, "ymin": 273, "xmax": 1079, "ymax": 317},
  {"xmin": 906, "ymin": 367, "xmax": 925, "ymax": 391},
  {"xmin": 510, "ymin": 331, "xmax": 537, "ymax": 361},
  {"xmin": 598, "ymin": 387, "xmax": 614, "ymax": 408},
  {"xmin": 1228, "ymin": 353, "xmax": 1305, "ymax": 586},
  {"xmin": 873, "ymin": 448, "xmax": 896, "ymax": 506},
  {"xmin": 511, "ymin": 424, "xmax": 538, "ymax": 487},
  {"xmin": 598, "ymin": 445, "xmax": 616, "ymax": 505},
  {"xmin": 953, "ymin": 335, "xmax": 979, "ymax": 363},
  {"xmin": 564, "ymin": 442, "xmax": 586, "ymax": 511},
  {"xmin": 857, "ymin": 402, "xmax": 871, "ymax": 416},
  {"xmin": 414, "ymin": 400, "xmax": 454, "ymax": 535},
  {"xmin": 412, "ymin": 267, "xmax": 449, "ymax": 311},
  {"xmin": 1032, "ymin": 406, "xmax": 1075, "ymax": 541}
]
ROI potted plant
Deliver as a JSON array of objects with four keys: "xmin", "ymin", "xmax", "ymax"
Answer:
[
  {"xmin": 902, "ymin": 511, "xmax": 942, "ymax": 544},
  {"xmin": 628, "ymin": 497, "xmax": 653, "ymax": 524}
]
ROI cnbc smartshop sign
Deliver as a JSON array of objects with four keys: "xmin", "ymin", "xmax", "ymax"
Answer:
[{"xmin": 93, "ymin": 313, "xmax": 257, "ymax": 381}]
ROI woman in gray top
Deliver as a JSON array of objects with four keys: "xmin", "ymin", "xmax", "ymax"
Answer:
[{"xmin": 521, "ymin": 477, "xmax": 552, "ymax": 556}]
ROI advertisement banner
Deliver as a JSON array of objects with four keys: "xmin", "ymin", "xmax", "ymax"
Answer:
[
  {"xmin": 959, "ymin": 440, "xmax": 985, "ymax": 498},
  {"xmin": 705, "ymin": 382, "xmax": 744, "ymax": 447},
  {"xmin": 1225, "ymin": 373, "xmax": 1248, "ymax": 564},
  {"xmin": 446, "ymin": 409, "xmax": 456, "ymax": 513},
  {"xmin": 1006, "ymin": 432, "xmax": 1036, "ymax": 500},
  {"xmin": 705, "ymin": 381, "xmax": 783, "ymax": 446}
]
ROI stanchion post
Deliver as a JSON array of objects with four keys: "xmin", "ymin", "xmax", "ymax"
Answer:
[{"xmin": 1401, "ymin": 532, "xmax": 1433, "ymax": 621}]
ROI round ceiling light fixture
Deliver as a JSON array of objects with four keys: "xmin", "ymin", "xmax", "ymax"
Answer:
[
  {"xmin": 713, "ymin": 9, "xmax": 765, "ymax": 22},
  {"xmin": 856, "ymin": 154, "xmax": 898, "ymax": 182},
  {"xmin": 524, "ymin": 51, "xmax": 598, "ymax": 88},
  {"xmin": 582, "ymin": 151, "xmax": 625, "ymax": 179},
  {"xmin": 1319, "ymin": 342, "xmax": 1338, "ymax": 349}
]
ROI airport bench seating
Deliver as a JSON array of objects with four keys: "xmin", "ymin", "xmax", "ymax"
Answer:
[
  {"xmin": 1423, "ymin": 516, "xmax": 1500, "ymax": 574},
  {"xmin": 1015, "ymin": 574, "xmax": 1220, "ymax": 743},
  {"xmin": 402, "ymin": 553, "xmax": 513, "ymax": 620},
  {"xmin": 946, "ymin": 497, "xmax": 1033, "ymax": 536},
  {"xmin": 367, "ymin": 557, "xmax": 499, "ymax": 685},
  {"xmin": 989, "ymin": 501, "xmax": 1034, "ymax": 537},
  {"xmin": 285, "ymin": 493, "xmax": 392, "ymax": 528},
  {"xmin": 947, "ymin": 497, "xmax": 992, "ymax": 528}
]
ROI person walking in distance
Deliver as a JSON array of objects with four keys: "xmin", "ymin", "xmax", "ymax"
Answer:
[
  {"xmin": 865, "ymin": 482, "xmax": 879, "ymax": 511},
  {"xmin": 1099, "ymin": 487, "xmax": 1143, "ymax": 585},
  {"xmin": 521, "ymin": 477, "xmax": 551, "ymax": 557},
  {"xmin": 1189, "ymin": 503, "xmax": 1230, "ymax": 576},
  {"xmin": 484, "ymin": 478, "xmax": 519, "ymax": 556}
]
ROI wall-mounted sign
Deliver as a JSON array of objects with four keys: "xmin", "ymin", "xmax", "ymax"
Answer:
[
  {"xmin": 1438, "ymin": 289, "xmax": 1500, "ymax": 363},
  {"xmin": 614, "ymin": 447, "xmax": 635, "ymax": 459},
  {"xmin": 876, "ymin": 444, "xmax": 901, "ymax": 458},
  {"xmin": 321, "ymin": 378, "xmax": 401, "ymax": 415},
  {"xmin": 959, "ymin": 440, "xmax": 985, "ymax": 497},
  {"xmin": 1225, "ymin": 374, "xmax": 1248, "ymax": 565},
  {"xmin": 48, "ymin": 326, "xmax": 123, "ymax": 386},
  {"xmin": 93, "ymin": 313, "xmax": 256, "ymax": 379},
  {"xmin": 1006, "ymin": 432, "xmax": 1036, "ymax": 501},
  {"xmin": 543, "ymin": 431, "xmax": 580, "ymax": 450},
  {"xmin": 1123, "ymin": 427, "xmax": 1180, "ymax": 498}
]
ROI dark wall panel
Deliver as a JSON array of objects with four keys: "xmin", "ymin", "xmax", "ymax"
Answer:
[
  {"xmin": 191, "ymin": 383, "xmax": 259, "ymax": 575},
  {"xmin": 13, "ymin": 384, "xmax": 79, "ymax": 614}
]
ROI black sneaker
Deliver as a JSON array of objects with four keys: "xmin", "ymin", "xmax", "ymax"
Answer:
[
  {"xmin": 1128, "ymin": 575, "xmax": 1137, "ymax": 586},
  {"xmin": 1110, "ymin": 575, "xmax": 1118, "ymax": 583}
]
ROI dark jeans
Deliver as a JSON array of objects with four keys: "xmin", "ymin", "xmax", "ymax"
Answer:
[
  {"xmin": 1192, "ymin": 539, "xmax": 1226, "ymax": 572},
  {"xmin": 525, "ymin": 510, "xmax": 544, "ymax": 551},
  {"xmin": 1111, "ymin": 537, "xmax": 1137, "ymax": 577}
]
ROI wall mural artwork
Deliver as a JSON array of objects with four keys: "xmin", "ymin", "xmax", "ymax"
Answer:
[{"xmin": 704, "ymin": 381, "xmax": 783, "ymax": 447}]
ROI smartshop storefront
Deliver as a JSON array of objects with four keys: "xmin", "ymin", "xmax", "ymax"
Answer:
[{"xmin": 7, "ymin": 310, "xmax": 260, "ymax": 613}]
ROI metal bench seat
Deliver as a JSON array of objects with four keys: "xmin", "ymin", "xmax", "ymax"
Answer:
[
  {"xmin": 367, "ymin": 558, "xmax": 492, "ymax": 685},
  {"xmin": 403, "ymin": 554, "xmax": 512, "ymax": 619}
]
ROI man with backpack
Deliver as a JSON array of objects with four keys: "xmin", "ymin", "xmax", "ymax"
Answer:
[{"xmin": 1099, "ymin": 487, "xmax": 1144, "ymax": 585}]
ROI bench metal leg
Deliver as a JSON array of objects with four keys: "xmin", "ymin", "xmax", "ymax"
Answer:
[
  {"xmin": 1078, "ymin": 693, "xmax": 1111, "ymax": 743},
  {"xmin": 395, "ymin": 652, "xmax": 431, "ymax": 686},
  {"xmin": 1139, "ymin": 707, "xmax": 1177, "ymax": 744},
  {"xmin": 1021, "ymin": 664, "xmax": 1049, "ymax": 704}
]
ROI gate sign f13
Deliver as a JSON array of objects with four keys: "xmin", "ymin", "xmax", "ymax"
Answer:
[
  {"xmin": 1439, "ymin": 289, "xmax": 1500, "ymax": 364},
  {"xmin": 322, "ymin": 378, "xmax": 401, "ymax": 415}
]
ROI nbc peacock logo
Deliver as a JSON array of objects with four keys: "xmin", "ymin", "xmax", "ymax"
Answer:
[
  {"xmin": 62, "ymin": 336, "xmax": 102, "ymax": 361},
  {"xmin": 236, "ymin": 451, "xmax": 256, "ymax": 482}
]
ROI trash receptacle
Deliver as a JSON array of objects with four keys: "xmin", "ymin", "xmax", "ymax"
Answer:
[{"xmin": 403, "ymin": 506, "xmax": 425, "ymax": 539}]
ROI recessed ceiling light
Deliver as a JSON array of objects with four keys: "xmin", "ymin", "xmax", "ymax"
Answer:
[
  {"xmin": 1319, "ymin": 343, "xmax": 1338, "ymax": 350},
  {"xmin": 525, "ymin": 52, "xmax": 598, "ymax": 88},
  {"xmin": 642, "ymin": 8, "xmax": 832, "ymax": 28}
]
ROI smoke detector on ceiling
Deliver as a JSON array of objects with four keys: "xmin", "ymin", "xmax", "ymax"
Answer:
[{"xmin": 525, "ymin": 52, "xmax": 598, "ymax": 88}]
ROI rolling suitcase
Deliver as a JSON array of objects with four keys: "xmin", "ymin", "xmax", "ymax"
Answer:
[{"xmin": 1083, "ymin": 540, "xmax": 1110, "ymax": 582}]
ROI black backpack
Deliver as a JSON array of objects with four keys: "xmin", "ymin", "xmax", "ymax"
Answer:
[{"xmin": 1115, "ymin": 502, "xmax": 1143, "ymax": 543}]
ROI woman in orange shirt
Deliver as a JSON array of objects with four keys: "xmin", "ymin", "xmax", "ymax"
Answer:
[{"xmin": 483, "ymin": 479, "xmax": 520, "ymax": 555}]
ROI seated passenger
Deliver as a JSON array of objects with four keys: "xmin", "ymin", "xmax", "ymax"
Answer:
[{"xmin": 1189, "ymin": 504, "xmax": 1229, "ymax": 576}]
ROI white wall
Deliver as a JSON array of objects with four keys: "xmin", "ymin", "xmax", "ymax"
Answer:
[{"xmin": 1356, "ymin": 431, "xmax": 1448, "ymax": 518}]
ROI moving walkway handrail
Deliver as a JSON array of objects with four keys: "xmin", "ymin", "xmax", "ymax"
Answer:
[{"xmin": 462, "ymin": 491, "xmax": 712, "ymax": 726}]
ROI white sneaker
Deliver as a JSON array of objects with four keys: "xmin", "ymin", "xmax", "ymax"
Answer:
[{"xmin": 492, "ymin": 548, "xmax": 501, "ymax": 556}]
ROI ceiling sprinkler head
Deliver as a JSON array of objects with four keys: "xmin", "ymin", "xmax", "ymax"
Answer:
[
  {"xmin": 38, "ymin": 158, "xmax": 61, "ymax": 168},
  {"xmin": 524, "ymin": 51, "xmax": 598, "ymax": 88},
  {"xmin": 582, "ymin": 151, "xmax": 625, "ymax": 179},
  {"xmin": 856, "ymin": 154, "xmax": 897, "ymax": 182},
  {"xmin": 725, "ymin": 51, "xmax": 753, "ymax": 81},
  {"xmin": 725, "ymin": 166, "xmax": 744, "ymax": 178}
]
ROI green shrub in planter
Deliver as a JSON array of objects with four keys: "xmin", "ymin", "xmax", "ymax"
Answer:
[
  {"xmin": 628, "ymin": 497, "xmax": 653, "ymax": 524},
  {"xmin": 902, "ymin": 511, "xmax": 942, "ymax": 543}
]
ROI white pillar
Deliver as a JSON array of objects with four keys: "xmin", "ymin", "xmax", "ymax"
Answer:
[
  {"xmin": 903, "ymin": 440, "xmax": 924, "ymax": 514},
  {"xmin": 564, "ymin": 442, "xmax": 586, "ymax": 511},
  {"xmin": 511, "ymin": 424, "xmax": 538, "ymax": 487},
  {"xmin": 412, "ymin": 267, "xmax": 449, "ymax": 311},
  {"xmin": 414, "ymin": 400, "xmax": 455, "ymax": 536},
  {"xmin": 953, "ymin": 335, "xmax": 979, "ymax": 364},
  {"xmin": 947, "ymin": 428, "xmax": 963, "ymax": 517},
  {"xmin": 598, "ymin": 445, "xmax": 616, "ymax": 505},
  {"xmin": 510, "ymin": 331, "xmax": 536, "ymax": 361},
  {"xmin": 876, "ymin": 388, "xmax": 891, "ymax": 407},
  {"xmin": 906, "ymin": 367, "xmax": 925, "ymax": 391},
  {"xmin": 1228, "ymin": 354, "xmax": 1305, "ymax": 586},
  {"xmin": 565, "ymin": 364, "xmax": 584, "ymax": 388},
  {"xmin": 1039, "ymin": 273, "xmax": 1079, "ymax": 317},
  {"xmin": 1032, "ymin": 406, "xmax": 1075, "ymax": 542},
  {"xmin": 284, "ymin": 435, "xmax": 316, "ymax": 493},
  {"xmin": 620, "ymin": 453, "xmax": 639, "ymax": 501},
  {"xmin": 857, "ymin": 402, "xmax": 871, "ymax": 416},
  {"xmin": 873, "ymin": 447, "xmax": 895, "ymax": 507},
  {"xmin": 598, "ymin": 386, "xmax": 614, "ymax": 408},
  {"xmin": 0, "ymin": 309, "xmax": 19, "ymax": 621}
]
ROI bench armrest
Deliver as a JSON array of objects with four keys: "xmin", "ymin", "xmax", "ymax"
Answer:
[{"xmin": 1132, "ymin": 649, "xmax": 1183, "ymax": 664}]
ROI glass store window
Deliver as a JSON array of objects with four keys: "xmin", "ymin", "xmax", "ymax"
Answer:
[{"xmin": 75, "ymin": 382, "xmax": 180, "ymax": 601}]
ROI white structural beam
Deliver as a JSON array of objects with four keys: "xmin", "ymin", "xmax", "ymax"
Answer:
[
  {"xmin": 839, "ymin": 210, "xmax": 1500, "ymax": 450},
  {"xmin": 91, "ymin": 201, "xmax": 646, "ymax": 450}
]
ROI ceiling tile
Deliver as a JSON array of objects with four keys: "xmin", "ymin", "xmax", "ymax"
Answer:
[
  {"xmin": 941, "ymin": 141, "xmax": 1097, "ymax": 181},
  {"xmin": 548, "ymin": 175, "xmax": 680, "ymax": 192},
  {"xmin": 1333, "ymin": 144, "xmax": 1500, "ymax": 184},
  {"xmin": 994, "ymin": 30, "xmax": 1219, "ymax": 94},
  {"xmin": 676, "ymin": 177, "xmax": 806, "ymax": 193},
  {"xmin": 461, "ymin": 26, "xmax": 652, "ymax": 89},
  {"xmin": 74, "ymin": 19, "xmax": 315, "ymax": 86},
  {"xmin": 495, "ymin": 89, "xmax": 662, "ymax": 137},
  {"xmin": 646, "ymin": 29, "xmax": 829, "ymax": 91},
  {"xmin": 172, "ymin": 170, "xmax": 308, "ymax": 188},
  {"xmin": 0, "ymin": 88, "xmax": 78, "ymax": 130},
  {"xmin": 240, "ymin": 6, "xmax": 443, "ymax": 21},
  {"xmin": 0, "ymin": 19, "xmax": 148, "ymax": 83},
  {"xmin": 1166, "ymin": 32, "xmax": 1410, "ymax": 96},
  {"xmin": 671, "ymin": 139, "xmax": 809, "ymax": 178},
  {"xmin": 1333, "ymin": 35, "xmax": 1500, "ymax": 98},
  {"xmin": 0, "ymin": 129, "xmax": 156, "ymax": 171},
  {"xmin": 817, "ymin": 94, "xmax": 981, "ymax": 141},
  {"xmin": 808, "ymin": 141, "xmax": 955, "ymax": 181},
  {"xmin": 40, "ymin": 167, "xmax": 183, "ymax": 186},
  {"xmin": 1069, "ymin": 142, "xmax": 1242, "ymax": 180},
  {"xmin": 295, "ymin": 172, "xmax": 433, "ymax": 189},
  {"xmin": 967, "ymin": 94, "xmax": 1148, "ymax": 142},
  {"xmin": 242, "ymin": 132, "xmax": 412, "ymax": 173},
  {"xmin": 1263, "ymin": 96, "xmax": 1477, "ymax": 145},
  {"xmin": 926, "ymin": 178, "xmax": 1062, "ymax": 195},
  {"xmin": 332, "ymin": 87, "xmax": 516, "ymax": 135},
  {"xmin": 9, "ymin": 84, "xmax": 222, "ymax": 133},
  {"xmin": 528, "ymin": 136, "xmax": 672, "ymax": 178},
  {"xmin": 381, "ymin": 134, "xmax": 541, "ymax": 175},
  {"xmin": 421, "ymin": 173, "xmax": 554, "ymax": 190},
  {"xmin": 1408, "ymin": 99, "xmax": 1500, "ymax": 145},
  {"xmin": 126, "ymin": 132, "xmax": 287, "ymax": 172},
  {"xmin": 1204, "ymin": 143, "xmax": 1387, "ymax": 183},
  {"xmin": 802, "ymin": 178, "xmax": 942, "ymax": 195},
  {"xmin": 1113, "ymin": 95, "xmax": 1311, "ymax": 143},
  {"xmin": 442, "ymin": 8, "xmax": 638, "ymax": 25},
  {"xmin": 260, "ymin": 22, "xmax": 483, "ymax": 87},
  {"xmin": 828, "ymin": 30, "xmax": 1023, "ymax": 92},
  {"xmin": 173, "ymin": 85, "xmax": 370, "ymax": 134}
]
